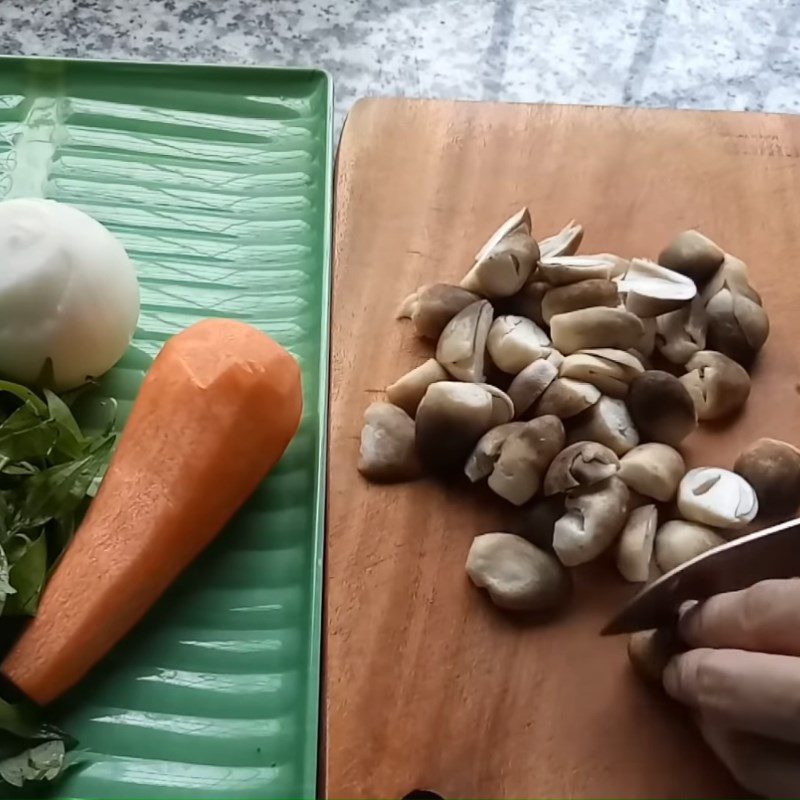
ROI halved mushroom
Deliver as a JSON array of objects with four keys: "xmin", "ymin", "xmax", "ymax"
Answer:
[
  {"xmin": 567, "ymin": 396, "xmax": 639, "ymax": 456},
  {"xmin": 617, "ymin": 258, "xmax": 697, "ymax": 317},
  {"xmin": 465, "ymin": 423, "xmax": 525, "ymax": 482},
  {"xmin": 553, "ymin": 476, "xmax": 630, "ymax": 566},
  {"xmin": 543, "ymin": 441, "xmax": 620, "ymax": 495},
  {"xmin": 386, "ymin": 358, "xmax": 449, "ymax": 417},
  {"xmin": 627, "ymin": 371, "xmax": 697, "ymax": 447},
  {"xmin": 415, "ymin": 382, "xmax": 496, "ymax": 472},
  {"xmin": 655, "ymin": 519, "xmax": 726, "ymax": 573},
  {"xmin": 487, "ymin": 416, "xmax": 566, "ymax": 505},
  {"xmin": 436, "ymin": 299, "xmax": 493, "ymax": 382},
  {"xmin": 507, "ymin": 358, "xmax": 559, "ymax": 418},
  {"xmin": 680, "ymin": 350, "xmax": 751, "ymax": 420},
  {"xmin": 487, "ymin": 315, "xmax": 551, "ymax": 374},
  {"xmin": 701, "ymin": 253, "xmax": 761, "ymax": 305},
  {"xmin": 538, "ymin": 220, "xmax": 584, "ymax": 259},
  {"xmin": 705, "ymin": 287, "xmax": 770, "ymax": 366},
  {"xmin": 398, "ymin": 283, "xmax": 481, "ymax": 339},
  {"xmin": 677, "ymin": 467, "xmax": 759, "ymax": 529},
  {"xmin": 618, "ymin": 443, "xmax": 686, "ymax": 502},
  {"xmin": 478, "ymin": 384, "xmax": 515, "ymax": 426},
  {"xmin": 550, "ymin": 307, "xmax": 645, "ymax": 354},
  {"xmin": 655, "ymin": 295, "xmax": 707, "ymax": 365},
  {"xmin": 616, "ymin": 504, "xmax": 658, "ymax": 582},
  {"xmin": 358, "ymin": 402, "xmax": 422, "ymax": 482},
  {"xmin": 541, "ymin": 279, "xmax": 618, "ymax": 324},
  {"xmin": 628, "ymin": 628, "xmax": 682, "ymax": 685},
  {"xmin": 658, "ymin": 230, "xmax": 725, "ymax": 284},
  {"xmin": 636, "ymin": 317, "xmax": 657, "ymax": 358},
  {"xmin": 538, "ymin": 254, "xmax": 626, "ymax": 286},
  {"xmin": 559, "ymin": 348, "xmax": 644, "ymax": 398},
  {"xmin": 503, "ymin": 281, "xmax": 548, "ymax": 327},
  {"xmin": 734, "ymin": 438, "xmax": 800, "ymax": 518},
  {"xmin": 461, "ymin": 208, "xmax": 540, "ymax": 297},
  {"xmin": 466, "ymin": 533, "xmax": 571, "ymax": 611},
  {"xmin": 535, "ymin": 378, "xmax": 601, "ymax": 419}
]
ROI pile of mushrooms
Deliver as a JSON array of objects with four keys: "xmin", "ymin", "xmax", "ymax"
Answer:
[{"xmin": 358, "ymin": 208, "xmax": 795, "ymax": 631}]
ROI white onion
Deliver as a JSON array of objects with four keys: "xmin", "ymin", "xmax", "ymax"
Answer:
[{"xmin": 0, "ymin": 198, "xmax": 140, "ymax": 390}]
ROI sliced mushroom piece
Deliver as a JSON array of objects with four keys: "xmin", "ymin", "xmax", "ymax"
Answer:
[
  {"xmin": 538, "ymin": 220, "xmax": 584, "ymax": 259},
  {"xmin": 507, "ymin": 358, "xmax": 559, "ymax": 418},
  {"xmin": 553, "ymin": 477, "xmax": 630, "ymax": 566},
  {"xmin": 617, "ymin": 258, "xmax": 697, "ymax": 318},
  {"xmin": 543, "ymin": 440, "xmax": 620, "ymax": 495},
  {"xmin": 636, "ymin": 317, "xmax": 657, "ymax": 358},
  {"xmin": 461, "ymin": 208, "xmax": 540, "ymax": 297},
  {"xmin": 677, "ymin": 467, "xmax": 759, "ymax": 529},
  {"xmin": 680, "ymin": 350, "xmax": 751, "ymax": 420},
  {"xmin": 436, "ymin": 299, "xmax": 493, "ymax": 382},
  {"xmin": 538, "ymin": 254, "xmax": 626, "ymax": 287},
  {"xmin": 628, "ymin": 628, "xmax": 683, "ymax": 685},
  {"xmin": 397, "ymin": 283, "xmax": 481, "ymax": 339},
  {"xmin": 415, "ymin": 382, "xmax": 495, "ymax": 472},
  {"xmin": 616, "ymin": 504, "xmax": 658, "ymax": 582},
  {"xmin": 504, "ymin": 280, "xmax": 549, "ymax": 327},
  {"xmin": 466, "ymin": 533, "xmax": 571, "ymax": 612},
  {"xmin": 541, "ymin": 278, "xmax": 618, "ymax": 324},
  {"xmin": 478, "ymin": 384, "xmax": 515, "ymax": 426},
  {"xmin": 511, "ymin": 495, "xmax": 565, "ymax": 551},
  {"xmin": 559, "ymin": 348, "xmax": 644, "ymax": 398},
  {"xmin": 486, "ymin": 315, "xmax": 551, "ymax": 374},
  {"xmin": 550, "ymin": 307, "xmax": 645, "ymax": 354},
  {"xmin": 358, "ymin": 402, "xmax": 422, "ymax": 482},
  {"xmin": 535, "ymin": 377, "xmax": 600, "ymax": 419},
  {"xmin": 465, "ymin": 422, "xmax": 525, "ymax": 482},
  {"xmin": 655, "ymin": 519, "xmax": 726, "ymax": 573},
  {"xmin": 627, "ymin": 371, "xmax": 697, "ymax": 447},
  {"xmin": 734, "ymin": 438, "xmax": 800, "ymax": 518},
  {"xmin": 655, "ymin": 295, "xmax": 707, "ymax": 365},
  {"xmin": 567, "ymin": 396, "xmax": 639, "ymax": 456},
  {"xmin": 705, "ymin": 287, "xmax": 770, "ymax": 366},
  {"xmin": 487, "ymin": 416, "xmax": 565, "ymax": 505},
  {"xmin": 618, "ymin": 443, "xmax": 686, "ymax": 502},
  {"xmin": 386, "ymin": 358, "xmax": 449, "ymax": 417},
  {"xmin": 701, "ymin": 253, "xmax": 761, "ymax": 305},
  {"xmin": 658, "ymin": 230, "xmax": 725, "ymax": 284}
]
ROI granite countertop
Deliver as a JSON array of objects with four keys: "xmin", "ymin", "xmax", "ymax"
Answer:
[{"xmin": 2, "ymin": 0, "xmax": 800, "ymax": 133}]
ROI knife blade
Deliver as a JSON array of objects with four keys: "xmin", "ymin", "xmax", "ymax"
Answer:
[{"xmin": 601, "ymin": 516, "xmax": 800, "ymax": 636}]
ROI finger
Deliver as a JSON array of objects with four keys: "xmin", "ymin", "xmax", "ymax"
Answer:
[
  {"xmin": 664, "ymin": 648, "xmax": 800, "ymax": 744},
  {"xmin": 699, "ymin": 718, "xmax": 800, "ymax": 799},
  {"xmin": 680, "ymin": 578, "xmax": 800, "ymax": 656}
]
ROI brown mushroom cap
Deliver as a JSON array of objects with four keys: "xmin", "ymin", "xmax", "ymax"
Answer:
[
  {"xmin": 543, "ymin": 440, "xmax": 620, "ymax": 495},
  {"xmin": 567, "ymin": 396, "xmax": 639, "ymax": 456},
  {"xmin": 680, "ymin": 350, "xmax": 751, "ymax": 420},
  {"xmin": 541, "ymin": 279, "xmax": 618, "ymax": 324},
  {"xmin": 655, "ymin": 296, "xmax": 707, "ymax": 365},
  {"xmin": 658, "ymin": 230, "xmax": 725, "ymax": 284},
  {"xmin": 627, "ymin": 370, "xmax": 697, "ymax": 446},
  {"xmin": 358, "ymin": 402, "xmax": 422, "ymax": 482},
  {"xmin": 508, "ymin": 358, "xmax": 559, "ymax": 417},
  {"xmin": 535, "ymin": 377, "xmax": 600, "ymax": 419},
  {"xmin": 504, "ymin": 281, "xmax": 549, "ymax": 327},
  {"xmin": 705, "ymin": 287, "xmax": 769, "ymax": 366},
  {"xmin": 510, "ymin": 495, "xmax": 566, "ymax": 551},
  {"xmin": 734, "ymin": 438, "xmax": 800, "ymax": 518},
  {"xmin": 398, "ymin": 283, "xmax": 481, "ymax": 339},
  {"xmin": 618, "ymin": 443, "xmax": 685, "ymax": 502}
]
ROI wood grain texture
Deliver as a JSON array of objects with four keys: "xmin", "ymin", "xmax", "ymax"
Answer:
[{"xmin": 326, "ymin": 97, "xmax": 800, "ymax": 798}]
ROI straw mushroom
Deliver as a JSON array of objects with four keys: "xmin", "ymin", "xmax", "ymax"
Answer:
[
  {"xmin": 734, "ymin": 438, "xmax": 800, "ymax": 518},
  {"xmin": 415, "ymin": 382, "xmax": 498, "ymax": 472},
  {"xmin": 505, "ymin": 281, "xmax": 549, "ymax": 327},
  {"xmin": 461, "ymin": 208, "xmax": 539, "ymax": 297},
  {"xmin": 487, "ymin": 315, "xmax": 551, "ymax": 374},
  {"xmin": 658, "ymin": 230, "xmax": 725, "ymax": 284},
  {"xmin": 386, "ymin": 358, "xmax": 449, "ymax": 417},
  {"xmin": 701, "ymin": 253, "xmax": 761, "ymax": 305},
  {"xmin": 541, "ymin": 279, "xmax": 618, "ymax": 324},
  {"xmin": 535, "ymin": 377, "xmax": 600, "ymax": 419},
  {"xmin": 680, "ymin": 350, "xmax": 751, "ymax": 420},
  {"xmin": 466, "ymin": 533, "xmax": 571, "ymax": 611},
  {"xmin": 478, "ymin": 384, "xmax": 515, "ymax": 426},
  {"xmin": 358, "ymin": 402, "xmax": 422, "ymax": 482},
  {"xmin": 617, "ymin": 258, "xmax": 697, "ymax": 317},
  {"xmin": 616, "ymin": 504, "xmax": 658, "ymax": 582},
  {"xmin": 553, "ymin": 477, "xmax": 630, "ymax": 566},
  {"xmin": 538, "ymin": 220, "xmax": 584, "ymax": 259},
  {"xmin": 511, "ymin": 495, "xmax": 565, "ymax": 551},
  {"xmin": 507, "ymin": 357, "xmax": 559, "ymax": 417},
  {"xmin": 550, "ymin": 307, "xmax": 645, "ymax": 354},
  {"xmin": 677, "ymin": 467, "xmax": 758, "ymax": 529},
  {"xmin": 465, "ymin": 423, "xmax": 524, "ymax": 482},
  {"xmin": 543, "ymin": 441, "xmax": 620, "ymax": 495},
  {"xmin": 538, "ymin": 255, "xmax": 626, "ymax": 286},
  {"xmin": 559, "ymin": 348, "xmax": 644, "ymax": 398},
  {"xmin": 567, "ymin": 396, "xmax": 639, "ymax": 456},
  {"xmin": 627, "ymin": 371, "xmax": 696, "ymax": 447},
  {"xmin": 655, "ymin": 519, "xmax": 726, "ymax": 573},
  {"xmin": 436, "ymin": 299, "xmax": 493, "ymax": 382},
  {"xmin": 655, "ymin": 296, "xmax": 707, "ymax": 365},
  {"xmin": 705, "ymin": 287, "xmax": 769, "ymax": 366},
  {"xmin": 398, "ymin": 283, "xmax": 480, "ymax": 339},
  {"xmin": 618, "ymin": 443, "xmax": 685, "ymax": 502},
  {"xmin": 628, "ymin": 628, "xmax": 682, "ymax": 685}
]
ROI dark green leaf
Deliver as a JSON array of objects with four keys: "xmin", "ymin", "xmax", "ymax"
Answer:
[
  {"xmin": 0, "ymin": 547, "xmax": 15, "ymax": 613},
  {"xmin": 0, "ymin": 382, "xmax": 47, "ymax": 417},
  {"xmin": 0, "ymin": 739, "xmax": 66, "ymax": 787},
  {"xmin": 4, "ymin": 534, "xmax": 46, "ymax": 616},
  {"xmin": 0, "ymin": 406, "xmax": 57, "ymax": 465}
]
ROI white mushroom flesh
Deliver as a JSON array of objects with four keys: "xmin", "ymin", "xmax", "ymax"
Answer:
[
  {"xmin": 534, "ymin": 377, "xmax": 601, "ymax": 419},
  {"xmin": 559, "ymin": 348, "xmax": 643, "ymax": 398},
  {"xmin": 436, "ymin": 299, "xmax": 493, "ymax": 381},
  {"xmin": 538, "ymin": 220, "xmax": 584, "ymax": 259},
  {"xmin": 618, "ymin": 443, "xmax": 685, "ymax": 502},
  {"xmin": 398, "ymin": 283, "xmax": 480, "ymax": 339},
  {"xmin": 568, "ymin": 396, "xmax": 639, "ymax": 456},
  {"xmin": 543, "ymin": 440, "xmax": 620, "ymax": 495},
  {"xmin": 616, "ymin": 504, "xmax": 658, "ymax": 582},
  {"xmin": 487, "ymin": 315, "xmax": 551, "ymax": 374},
  {"xmin": 550, "ymin": 307, "xmax": 645, "ymax": 354},
  {"xmin": 465, "ymin": 423, "xmax": 524, "ymax": 482},
  {"xmin": 655, "ymin": 296, "xmax": 707, "ymax": 365},
  {"xmin": 655, "ymin": 520, "xmax": 726, "ymax": 574},
  {"xmin": 677, "ymin": 467, "xmax": 759, "ymax": 529},
  {"xmin": 386, "ymin": 358, "xmax": 449, "ymax": 417},
  {"xmin": 538, "ymin": 254, "xmax": 625, "ymax": 286},
  {"xmin": 617, "ymin": 258, "xmax": 697, "ymax": 317},
  {"xmin": 507, "ymin": 358, "xmax": 558, "ymax": 418}
]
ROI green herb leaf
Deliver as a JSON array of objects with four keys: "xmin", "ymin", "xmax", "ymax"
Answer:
[
  {"xmin": 0, "ymin": 382, "xmax": 47, "ymax": 417},
  {"xmin": 0, "ymin": 547, "xmax": 16, "ymax": 614},
  {"xmin": 4, "ymin": 534, "xmax": 47, "ymax": 616}
]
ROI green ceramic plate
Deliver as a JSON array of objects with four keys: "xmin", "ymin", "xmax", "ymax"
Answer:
[{"xmin": 0, "ymin": 56, "xmax": 332, "ymax": 799}]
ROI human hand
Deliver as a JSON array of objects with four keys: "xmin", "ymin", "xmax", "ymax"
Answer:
[{"xmin": 663, "ymin": 578, "xmax": 800, "ymax": 798}]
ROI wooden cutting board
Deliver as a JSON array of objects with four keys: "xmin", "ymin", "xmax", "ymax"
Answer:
[{"xmin": 326, "ymin": 98, "xmax": 800, "ymax": 799}]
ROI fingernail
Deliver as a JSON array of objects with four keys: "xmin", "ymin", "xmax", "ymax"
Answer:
[{"xmin": 678, "ymin": 600, "xmax": 700, "ymax": 641}]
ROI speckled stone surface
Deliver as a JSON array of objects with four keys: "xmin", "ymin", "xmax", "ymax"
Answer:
[{"xmin": 2, "ymin": 0, "xmax": 800, "ymax": 132}]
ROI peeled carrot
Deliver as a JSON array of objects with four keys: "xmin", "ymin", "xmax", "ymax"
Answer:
[{"xmin": 1, "ymin": 318, "xmax": 303, "ymax": 705}]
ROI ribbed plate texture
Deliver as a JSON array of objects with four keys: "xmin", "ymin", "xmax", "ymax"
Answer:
[{"xmin": 0, "ymin": 58, "xmax": 331, "ymax": 799}]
